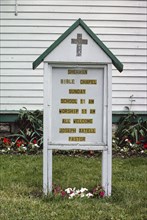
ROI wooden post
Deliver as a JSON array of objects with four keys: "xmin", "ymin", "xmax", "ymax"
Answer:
[
  {"xmin": 43, "ymin": 63, "xmax": 53, "ymax": 194},
  {"xmin": 107, "ymin": 64, "xmax": 112, "ymax": 196},
  {"xmin": 43, "ymin": 63, "xmax": 48, "ymax": 195}
]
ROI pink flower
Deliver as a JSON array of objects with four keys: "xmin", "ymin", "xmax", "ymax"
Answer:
[
  {"xmin": 99, "ymin": 191, "xmax": 105, "ymax": 198},
  {"xmin": 61, "ymin": 191, "xmax": 67, "ymax": 197}
]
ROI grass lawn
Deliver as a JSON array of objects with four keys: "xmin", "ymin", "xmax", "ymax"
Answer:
[{"xmin": 0, "ymin": 154, "xmax": 146, "ymax": 220}]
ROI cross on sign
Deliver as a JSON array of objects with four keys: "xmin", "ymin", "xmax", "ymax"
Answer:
[{"xmin": 71, "ymin": 34, "xmax": 88, "ymax": 56}]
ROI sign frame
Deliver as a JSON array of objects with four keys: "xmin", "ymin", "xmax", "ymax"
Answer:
[{"xmin": 43, "ymin": 63, "xmax": 112, "ymax": 196}]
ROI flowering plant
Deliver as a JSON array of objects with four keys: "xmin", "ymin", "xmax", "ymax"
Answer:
[
  {"xmin": 0, "ymin": 137, "xmax": 41, "ymax": 154},
  {"xmin": 52, "ymin": 184, "xmax": 105, "ymax": 199},
  {"xmin": 112, "ymin": 113, "xmax": 147, "ymax": 157}
]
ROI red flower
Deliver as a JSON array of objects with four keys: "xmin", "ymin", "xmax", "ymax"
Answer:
[
  {"xmin": 16, "ymin": 140, "xmax": 22, "ymax": 147},
  {"xmin": 136, "ymin": 141, "xmax": 141, "ymax": 145},
  {"xmin": 143, "ymin": 143, "xmax": 147, "ymax": 149},
  {"xmin": 99, "ymin": 191, "xmax": 105, "ymax": 198},
  {"xmin": 33, "ymin": 139, "xmax": 37, "ymax": 144},
  {"xmin": 3, "ymin": 137, "xmax": 10, "ymax": 144}
]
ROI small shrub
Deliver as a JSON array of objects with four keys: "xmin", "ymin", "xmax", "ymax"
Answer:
[
  {"xmin": 0, "ymin": 108, "xmax": 43, "ymax": 154},
  {"xmin": 113, "ymin": 112, "xmax": 147, "ymax": 156}
]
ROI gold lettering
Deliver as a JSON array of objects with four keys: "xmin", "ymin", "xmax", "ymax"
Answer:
[
  {"xmin": 79, "ymin": 128, "xmax": 96, "ymax": 133},
  {"xmin": 80, "ymin": 99, "xmax": 85, "ymax": 104},
  {"xmin": 62, "ymin": 119, "xmax": 71, "ymax": 123},
  {"xmin": 89, "ymin": 99, "xmax": 94, "ymax": 104},
  {"xmin": 73, "ymin": 119, "xmax": 93, "ymax": 124},
  {"xmin": 69, "ymin": 89, "xmax": 86, "ymax": 94},
  {"xmin": 61, "ymin": 99, "xmax": 77, "ymax": 104},
  {"xmin": 90, "ymin": 109, "xmax": 96, "ymax": 114},
  {"xmin": 81, "ymin": 109, "xmax": 87, "ymax": 114},
  {"xmin": 61, "ymin": 79, "xmax": 75, "ymax": 84},
  {"xmin": 59, "ymin": 128, "xmax": 76, "ymax": 133},
  {"xmin": 69, "ymin": 137, "xmax": 86, "ymax": 141},
  {"xmin": 59, "ymin": 109, "xmax": 79, "ymax": 114},
  {"xmin": 68, "ymin": 69, "xmax": 87, "ymax": 74},
  {"xmin": 80, "ymin": 80, "xmax": 97, "ymax": 84}
]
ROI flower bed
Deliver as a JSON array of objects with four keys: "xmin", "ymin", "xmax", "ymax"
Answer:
[
  {"xmin": 52, "ymin": 185, "xmax": 105, "ymax": 199},
  {"xmin": 0, "ymin": 109, "xmax": 146, "ymax": 157}
]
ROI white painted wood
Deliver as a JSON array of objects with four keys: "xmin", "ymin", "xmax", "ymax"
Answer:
[
  {"xmin": 107, "ymin": 64, "xmax": 112, "ymax": 196},
  {"xmin": 112, "ymin": 70, "xmax": 146, "ymax": 77},
  {"xmin": 102, "ymin": 150, "xmax": 108, "ymax": 196},
  {"xmin": 1, "ymin": 90, "xmax": 43, "ymax": 97},
  {"xmin": 112, "ymin": 77, "xmax": 147, "ymax": 84},
  {"xmin": 1, "ymin": 5, "xmax": 146, "ymax": 14},
  {"xmin": 1, "ymin": 0, "xmax": 146, "ymax": 7},
  {"xmin": 43, "ymin": 63, "xmax": 51, "ymax": 195},
  {"xmin": 1, "ymin": 105, "xmax": 43, "ymax": 111},
  {"xmin": 1, "ymin": 76, "xmax": 43, "ymax": 83},
  {"xmin": 1, "ymin": 83, "xmax": 43, "ymax": 90},
  {"xmin": 1, "ymin": 41, "xmax": 146, "ymax": 50},
  {"xmin": 2, "ymin": 48, "xmax": 146, "ymax": 57},
  {"xmin": 1, "ymin": 69, "xmax": 43, "ymax": 75},
  {"xmin": 2, "ymin": 26, "xmax": 146, "ymax": 36},
  {"xmin": 112, "ymin": 91, "xmax": 147, "ymax": 98},
  {"xmin": 1, "ymin": 20, "xmax": 146, "ymax": 29},
  {"xmin": 112, "ymin": 84, "xmax": 147, "ymax": 91},
  {"xmin": 1, "ymin": 12, "xmax": 146, "ymax": 21},
  {"xmin": 112, "ymin": 105, "xmax": 147, "ymax": 111},
  {"xmin": 47, "ymin": 64, "xmax": 53, "ymax": 193},
  {"xmin": 1, "ymin": 33, "xmax": 146, "ymax": 42},
  {"xmin": 48, "ymin": 145, "xmax": 107, "ymax": 151},
  {"xmin": 0, "ymin": 0, "xmax": 146, "ymax": 112},
  {"xmin": 102, "ymin": 66, "xmax": 109, "ymax": 196},
  {"xmin": 112, "ymin": 98, "xmax": 147, "ymax": 105},
  {"xmin": 1, "ymin": 98, "xmax": 43, "ymax": 104},
  {"xmin": 44, "ymin": 26, "xmax": 111, "ymax": 63},
  {"xmin": 47, "ymin": 150, "xmax": 52, "ymax": 193}
]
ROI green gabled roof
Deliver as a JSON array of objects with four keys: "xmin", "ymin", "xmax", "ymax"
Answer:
[{"xmin": 33, "ymin": 18, "xmax": 123, "ymax": 72}]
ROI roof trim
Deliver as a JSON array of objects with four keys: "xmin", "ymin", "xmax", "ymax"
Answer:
[{"xmin": 33, "ymin": 18, "xmax": 123, "ymax": 72}]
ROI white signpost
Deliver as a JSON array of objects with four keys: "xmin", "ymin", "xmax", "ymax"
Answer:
[{"xmin": 33, "ymin": 18, "xmax": 123, "ymax": 196}]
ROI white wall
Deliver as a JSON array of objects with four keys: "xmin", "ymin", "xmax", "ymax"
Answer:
[{"xmin": 0, "ymin": 0, "xmax": 147, "ymax": 111}]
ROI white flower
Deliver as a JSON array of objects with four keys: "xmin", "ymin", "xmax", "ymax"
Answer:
[
  {"xmin": 86, "ymin": 193, "xmax": 93, "ymax": 198},
  {"xmin": 69, "ymin": 193, "xmax": 75, "ymax": 199},
  {"xmin": 65, "ymin": 188, "xmax": 73, "ymax": 194},
  {"xmin": 125, "ymin": 139, "xmax": 128, "ymax": 142},
  {"xmin": 141, "ymin": 150, "xmax": 144, "ymax": 154},
  {"xmin": 112, "ymin": 140, "xmax": 115, "ymax": 143},
  {"xmin": 80, "ymin": 187, "xmax": 88, "ymax": 193},
  {"xmin": 26, "ymin": 129, "xmax": 31, "ymax": 136},
  {"xmin": 75, "ymin": 189, "xmax": 80, "ymax": 195},
  {"xmin": 130, "ymin": 143, "xmax": 133, "ymax": 147},
  {"xmin": 34, "ymin": 144, "xmax": 40, "ymax": 148},
  {"xmin": 80, "ymin": 193, "xmax": 85, "ymax": 198},
  {"xmin": 8, "ymin": 148, "xmax": 10, "ymax": 151},
  {"xmin": 22, "ymin": 146, "xmax": 27, "ymax": 151},
  {"xmin": 120, "ymin": 149, "xmax": 124, "ymax": 152}
]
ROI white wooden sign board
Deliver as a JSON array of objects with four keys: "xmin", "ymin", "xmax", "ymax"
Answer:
[
  {"xmin": 33, "ymin": 19, "xmax": 123, "ymax": 197},
  {"xmin": 43, "ymin": 64, "xmax": 112, "ymax": 196},
  {"xmin": 52, "ymin": 67, "xmax": 104, "ymax": 145}
]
